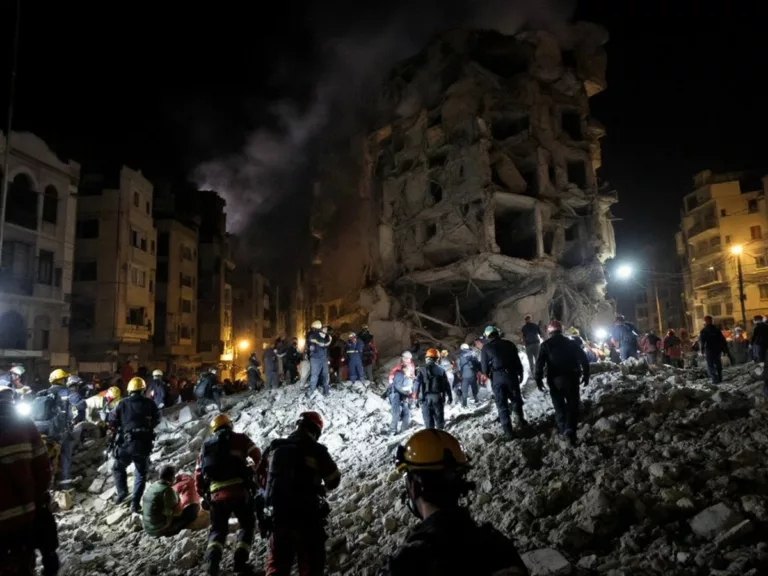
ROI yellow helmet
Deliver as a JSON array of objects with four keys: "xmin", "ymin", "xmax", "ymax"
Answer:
[
  {"xmin": 49, "ymin": 368, "xmax": 69, "ymax": 383},
  {"xmin": 127, "ymin": 377, "xmax": 146, "ymax": 393},
  {"xmin": 395, "ymin": 429, "xmax": 469, "ymax": 473},
  {"xmin": 311, "ymin": 320, "xmax": 323, "ymax": 330},
  {"xmin": 210, "ymin": 413, "xmax": 232, "ymax": 433},
  {"xmin": 440, "ymin": 350, "xmax": 449, "ymax": 358},
  {"xmin": 567, "ymin": 326, "xmax": 580, "ymax": 337},
  {"xmin": 106, "ymin": 386, "xmax": 122, "ymax": 403}
]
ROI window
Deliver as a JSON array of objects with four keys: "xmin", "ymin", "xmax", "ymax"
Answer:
[
  {"xmin": 724, "ymin": 235, "xmax": 732, "ymax": 245},
  {"xmin": 74, "ymin": 261, "xmax": 98, "ymax": 281},
  {"xmin": 40, "ymin": 330, "xmax": 50, "ymax": 351},
  {"xmin": 71, "ymin": 301, "xmax": 96, "ymax": 330},
  {"xmin": 695, "ymin": 305, "xmax": 704, "ymax": 319},
  {"xmin": 127, "ymin": 307, "xmax": 145, "ymax": 325},
  {"xmin": 6, "ymin": 174, "xmax": 37, "ymax": 229},
  {"xmin": 140, "ymin": 237, "xmax": 147, "ymax": 251},
  {"xmin": 130, "ymin": 267, "xmax": 146, "ymax": 287},
  {"xmin": 757, "ymin": 255, "xmax": 768, "ymax": 269},
  {"xmin": 748, "ymin": 199, "xmax": 759, "ymax": 213},
  {"xmin": 760, "ymin": 284, "xmax": 768, "ymax": 300},
  {"xmin": 42, "ymin": 186, "xmax": 58, "ymax": 224},
  {"xmin": 37, "ymin": 250, "xmax": 54, "ymax": 285},
  {"xmin": 686, "ymin": 196, "xmax": 699, "ymax": 212},
  {"xmin": 181, "ymin": 298, "xmax": 193, "ymax": 313},
  {"xmin": 76, "ymin": 219, "xmax": 99, "ymax": 239},
  {"xmin": 149, "ymin": 279, "xmax": 154, "ymax": 294},
  {"xmin": 751, "ymin": 225, "xmax": 762, "ymax": 240},
  {"xmin": 561, "ymin": 111, "xmax": 583, "ymax": 141},
  {"xmin": 709, "ymin": 303, "xmax": 722, "ymax": 316},
  {"xmin": 150, "ymin": 240, "xmax": 155, "ymax": 255},
  {"xmin": 179, "ymin": 325, "xmax": 192, "ymax": 340},
  {"xmin": 567, "ymin": 160, "xmax": 588, "ymax": 188},
  {"xmin": 181, "ymin": 245, "xmax": 194, "ymax": 261},
  {"xmin": 133, "ymin": 192, "xmax": 140, "ymax": 207},
  {"xmin": 54, "ymin": 267, "xmax": 62, "ymax": 287},
  {"xmin": 157, "ymin": 262, "xmax": 168, "ymax": 282},
  {"xmin": 131, "ymin": 229, "xmax": 139, "ymax": 248},
  {"xmin": 709, "ymin": 236, "xmax": 720, "ymax": 247},
  {"xmin": 146, "ymin": 201, "xmax": 150, "ymax": 215},
  {"xmin": 180, "ymin": 273, "xmax": 193, "ymax": 288},
  {"xmin": 726, "ymin": 302, "xmax": 734, "ymax": 315},
  {"xmin": 720, "ymin": 209, "xmax": 727, "ymax": 217}
]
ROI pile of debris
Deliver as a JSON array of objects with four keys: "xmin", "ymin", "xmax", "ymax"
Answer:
[{"xmin": 54, "ymin": 362, "xmax": 768, "ymax": 575}]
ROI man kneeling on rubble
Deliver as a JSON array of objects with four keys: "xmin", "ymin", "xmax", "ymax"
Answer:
[
  {"xmin": 142, "ymin": 465, "xmax": 200, "ymax": 537},
  {"xmin": 383, "ymin": 429, "xmax": 529, "ymax": 576}
]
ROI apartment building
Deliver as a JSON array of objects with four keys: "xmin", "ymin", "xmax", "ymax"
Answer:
[
  {"xmin": 0, "ymin": 131, "xmax": 79, "ymax": 379},
  {"xmin": 71, "ymin": 166, "xmax": 157, "ymax": 369},
  {"xmin": 676, "ymin": 170, "xmax": 767, "ymax": 333}
]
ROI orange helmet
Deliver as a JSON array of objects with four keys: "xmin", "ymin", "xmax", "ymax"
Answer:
[
  {"xmin": 425, "ymin": 348, "xmax": 439, "ymax": 359},
  {"xmin": 299, "ymin": 411, "xmax": 324, "ymax": 436}
]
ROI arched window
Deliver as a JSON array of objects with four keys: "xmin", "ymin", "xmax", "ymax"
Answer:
[
  {"xmin": 0, "ymin": 310, "xmax": 27, "ymax": 350},
  {"xmin": 33, "ymin": 315, "xmax": 51, "ymax": 350},
  {"xmin": 5, "ymin": 173, "xmax": 37, "ymax": 229},
  {"xmin": 43, "ymin": 185, "xmax": 58, "ymax": 224}
]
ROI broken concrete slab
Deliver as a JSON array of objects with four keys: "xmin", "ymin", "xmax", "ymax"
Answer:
[
  {"xmin": 521, "ymin": 548, "xmax": 572, "ymax": 576},
  {"xmin": 690, "ymin": 503, "xmax": 743, "ymax": 540}
]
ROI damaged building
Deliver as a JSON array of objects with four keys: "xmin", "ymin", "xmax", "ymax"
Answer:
[{"xmin": 309, "ymin": 23, "xmax": 617, "ymax": 353}]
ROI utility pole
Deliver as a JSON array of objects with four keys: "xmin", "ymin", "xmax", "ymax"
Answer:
[
  {"xmin": 0, "ymin": 0, "xmax": 21, "ymax": 267},
  {"xmin": 736, "ymin": 252, "xmax": 747, "ymax": 329},
  {"xmin": 654, "ymin": 282, "xmax": 664, "ymax": 335}
]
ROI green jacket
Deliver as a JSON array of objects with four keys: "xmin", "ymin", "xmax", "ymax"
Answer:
[{"xmin": 142, "ymin": 480, "xmax": 179, "ymax": 536}]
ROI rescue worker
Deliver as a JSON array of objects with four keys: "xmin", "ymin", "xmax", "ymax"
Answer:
[
  {"xmin": 642, "ymin": 330, "xmax": 661, "ymax": 366},
  {"xmin": 521, "ymin": 315, "xmax": 542, "ymax": 380},
  {"xmin": 567, "ymin": 327, "xmax": 585, "ymax": 349},
  {"xmin": 264, "ymin": 338, "xmax": 286, "ymax": 390},
  {"xmin": 283, "ymin": 338, "xmax": 300, "ymax": 384},
  {"xmin": 457, "ymin": 343, "xmax": 480, "ymax": 407},
  {"xmin": 358, "ymin": 324, "xmax": 373, "ymax": 345},
  {"xmin": 389, "ymin": 351, "xmax": 414, "ymax": 384},
  {"xmin": 9, "ymin": 364, "xmax": 25, "ymax": 393},
  {"xmin": 388, "ymin": 356, "xmax": 414, "ymax": 435},
  {"xmin": 307, "ymin": 320, "xmax": 332, "ymax": 396},
  {"xmin": 247, "ymin": 352, "xmax": 264, "ymax": 391},
  {"xmin": 85, "ymin": 385, "xmax": 121, "ymax": 425},
  {"xmin": 344, "ymin": 332, "xmax": 365, "ymax": 383},
  {"xmin": 699, "ymin": 315, "xmax": 732, "ymax": 385},
  {"xmin": 195, "ymin": 368, "xmax": 223, "ymax": 411},
  {"xmin": 142, "ymin": 465, "xmax": 199, "ymax": 537},
  {"xmin": 438, "ymin": 350, "xmax": 457, "ymax": 402},
  {"xmin": 414, "ymin": 348, "xmax": 452, "ymax": 430},
  {"xmin": 196, "ymin": 414, "xmax": 261, "ymax": 576},
  {"xmin": 33, "ymin": 369, "xmax": 75, "ymax": 487},
  {"xmin": 481, "ymin": 325, "xmax": 526, "ymax": 437},
  {"xmin": 384, "ymin": 430, "xmax": 529, "ymax": 576},
  {"xmin": 110, "ymin": 377, "xmax": 160, "ymax": 513},
  {"xmin": 0, "ymin": 384, "xmax": 57, "ymax": 576},
  {"xmin": 260, "ymin": 411, "xmax": 341, "ymax": 576},
  {"xmin": 751, "ymin": 314, "xmax": 768, "ymax": 363},
  {"xmin": 535, "ymin": 321, "xmax": 590, "ymax": 446},
  {"xmin": 362, "ymin": 335, "xmax": 378, "ymax": 382},
  {"xmin": 147, "ymin": 369, "xmax": 168, "ymax": 409},
  {"xmin": 66, "ymin": 375, "xmax": 86, "ymax": 425},
  {"xmin": 612, "ymin": 315, "xmax": 639, "ymax": 361},
  {"xmin": 663, "ymin": 329, "xmax": 683, "ymax": 367}
]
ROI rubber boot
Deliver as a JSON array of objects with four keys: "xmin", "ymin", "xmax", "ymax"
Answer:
[{"xmin": 205, "ymin": 547, "xmax": 222, "ymax": 576}]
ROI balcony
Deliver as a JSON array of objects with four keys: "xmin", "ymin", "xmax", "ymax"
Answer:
[
  {"xmin": 693, "ymin": 270, "xmax": 727, "ymax": 289},
  {"xmin": 0, "ymin": 270, "xmax": 34, "ymax": 296},
  {"xmin": 687, "ymin": 218, "xmax": 718, "ymax": 239}
]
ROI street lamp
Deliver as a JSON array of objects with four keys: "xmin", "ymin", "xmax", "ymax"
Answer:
[
  {"xmin": 237, "ymin": 339, "xmax": 250, "ymax": 352},
  {"xmin": 731, "ymin": 245, "xmax": 747, "ymax": 328},
  {"xmin": 614, "ymin": 264, "xmax": 663, "ymax": 334},
  {"xmin": 616, "ymin": 264, "xmax": 633, "ymax": 280}
]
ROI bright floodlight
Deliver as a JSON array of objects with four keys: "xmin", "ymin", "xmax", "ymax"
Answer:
[
  {"xmin": 616, "ymin": 265, "xmax": 633, "ymax": 280},
  {"xmin": 595, "ymin": 327, "xmax": 608, "ymax": 341},
  {"xmin": 730, "ymin": 245, "xmax": 743, "ymax": 255},
  {"xmin": 15, "ymin": 402, "xmax": 31, "ymax": 417},
  {"xmin": 238, "ymin": 339, "xmax": 250, "ymax": 351}
]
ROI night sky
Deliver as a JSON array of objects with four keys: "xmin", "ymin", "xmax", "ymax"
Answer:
[{"xmin": 1, "ymin": 0, "xmax": 767, "ymax": 262}]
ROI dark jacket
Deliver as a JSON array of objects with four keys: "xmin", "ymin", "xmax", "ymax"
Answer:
[
  {"xmin": 390, "ymin": 370, "xmax": 414, "ymax": 398},
  {"xmin": 751, "ymin": 322, "xmax": 768, "ymax": 358},
  {"xmin": 535, "ymin": 332, "xmax": 590, "ymax": 382},
  {"xmin": 414, "ymin": 363, "xmax": 451, "ymax": 403},
  {"xmin": 68, "ymin": 390, "xmax": 86, "ymax": 424},
  {"xmin": 358, "ymin": 328, "xmax": 373, "ymax": 345},
  {"xmin": 345, "ymin": 339, "xmax": 364, "ymax": 362},
  {"xmin": 612, "ymin": 322, "xmax": 638, "ymax": 348},
  {"xmin": 457, "ymin": 349, "xmax": 481, "ymax": 380},
  {"xmin": 284, "ymin": 345, "xmax": 301, "ymax": 367},
  {"xmin": 699, "ymin": 324, "xmax": 728, "ymax": 356},
  {"xmin": 383, "ymin": 507, "xmax": 529, "ymax": 576},
  {"xmin": 111, "ymin": 392, "xmax": 160, "ymax": 455},
  {"xmin": 147, "ymin": 378, "xmax": 167, "ymax": 408},
  {"xmin": 481, "ymin": 337, "xmax": 524, "ymax": 382},
  {"xmin": 264, "ymin": 347, "xmax": 284, "ymax": 375},
  {"xmin": 521, "ymin": 322, "xmax": 541, "ymax": 346},
  {"xmin": 307, "ymin": 330, "xmax": 332, "ymax": 361}
]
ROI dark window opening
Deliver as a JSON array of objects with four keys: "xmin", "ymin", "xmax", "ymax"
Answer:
[
  {"xmin": 181, "ymin": 299, "xmax": 193, "ymax": 313},
  {"xmin": 567, "ymin": 160, "xmax": 588, "ymax": 189},
  {"xmin": 428, "ymin": 110, "xmax": 443, "ymax": 128},
  {"xmin": 145, "ymin": 201, "xmax": 150, "ymax": 215},
  {"xmin": 158, "ymin": 232, "xmax": 169, "ymax": 257},
  {"xmin": 565, "ymin": 225, "xmax": 577, "ymax": 241},
  {"xmin": 561, "ymin": 112, "xmax": 583, "ymax": 141},
  {"xmin": 140, "ymin": 238, "xmax": 147, "ymax": 251},
  {"xmin": 720, "ymin": 209, "xmax": 727, "ymax": 217},
  {"xmin": 562, "ymin": 50, "xmax": 577, "ymax": 68},
  {"xmin": 425, "ymin": 222, "xmax": 438, "ymax": 240},
  {"xmin": 54, "ymin": 267, "xmax": 62, "ymax": 287},
  {"xmin": 749, "ymin": 199, "xmax": 759, "ymax": 213},
  {"xmin": 428, "ymin": 152, "xmax": 448, "ymax": 169},
  {"xmin": 329, "ymin": 305, "xmax": 339, "ymax": 322},
  {"xmin": 686, "ymin": 196, "xmax": 699, "ymax": 212},
  {"xmin": 491, "ymin": 116, "xmax": 529, "ymax": 141},
  {"xmin": 127, "ymin": 307, "xmax": 145, "ymax": 326},
  {"xmin": 428, "ymin": 182, "xmax": 443, "ymax": 205},
  {"xmin": 70, "ymin": 302, "xmax": 95, "ymax": 330},
  {"xmin": 6, "ymin": 174, "xmax": 37, "ymax": 230},
  {"xmin": 548, "ymin": 163, "xmax": 556, "ymax": 186},
  {"xmin": 42, "ymin": 186, "xmax": 58, "ymax": 224},
  {"xmin": 37, "ymin": 250, "xmax": 54, "ymax": 285},
  {"xmin": 133, "ymin": 192, "xmax": 140, "ymax": 207},
  {"xmin": 473, "ymin": 52, "xmax": 528, "ymax": 78},
  {"xmin": 520, "ymin": 168, "xmax": 538, "ymax": 196},
  {"xmin": 76, "ymin": 219, "xmax": 99, "ymax": 239},
  {"xmin": 494, "ymin": 207, "xmax": 537, "ymax": 260},
  {"xmin": 543, "ymin": 230, "xmax": 554, "ymax": 255},
  {"xmin": 74, "ymin": 261, "xmax": 97, "ymax": 281},
  {"xmin": 156, "ymin": 262, "xmax": 168, "ymax": 282}
]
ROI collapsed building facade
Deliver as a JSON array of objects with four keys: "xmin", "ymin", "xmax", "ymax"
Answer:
[{"xmin": 309, "ymin": 23, "xmax": 617, "ymax": 354}]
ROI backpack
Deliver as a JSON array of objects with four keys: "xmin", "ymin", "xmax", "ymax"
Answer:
[
  {"xmin": 32, "ymin": 391, "xmax": 64, "ymax": 437},
  {"xmin": 194, "ymin": 375, "xmax": 212, "ymax": 399},
  {"xmin": 200, "ymin": 430, "xmax": 248, "ymax": 486},
  {"xmin": 418, "ymin": 366, "xmax": 440, "ymax": 397},
  {"xmin": 265, "ymin": 438, "xmax": 317, "ymax": 522}
]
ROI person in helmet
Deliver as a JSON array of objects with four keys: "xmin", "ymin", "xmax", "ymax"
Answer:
[
  {"xmin": 521, "ymin": 315, "xmax": 542, "ymax": 382},
  {"xmin": 258, "ymin": 411, "xmax": 341, "ymax": 576},
  {"xmin": 307, "ymin": 320, "xmax": 332, "ymax": 396},
  {"xmin": 247, "ymin": 351, "xmax": 264, "ymax": 391},
  {"xmin": 457, "ymin": 343, "xmax": 481, "ymax": 407},
  {"xmin": 282, "ymin": 338, "xmax": 301, "ymax": 385},
  {"xmin": 389, "ymin": 350, "xmax": 414, "ymax": 384},
  {"xmin": 481, "ymin": 325, "xmax": 526, "ymax": 437},
  {"xmin": 84, "ymin": 385, "xmax": 121, "ymax": 426},
  {"xmin": 345, "ymin": 332, "xmax": 365, "ymax": 383},
  {"xmin": 195, "ymin": 367, "xmax": 223, "ymax": 411},
  {"xmin": 414, "ymin": 349, "xmax": 452, "ymax": 430},
  {"xmin": 147, "ymin": 369, "xmax": 168, "ymax": 409},
  {"xmin": 29, "ymin": 369, "xmax": 75, "ymax": 487},
  {"xmin": 9, "ymin": 364, "xmax": 26, "ymax": 393},
  {"xmin": 65, "ymin": 375, "xmax": 86, "ymax": 425},
  {"xmin": 109, "ymin": 377, "xmax": 160, "ymax": 513},
  {"xmin": 388, "ymin": 353, "xmax": 415, "ymax": 435},
  {"xmin": 535, "ymin": 320, "xmax": 590, "ymax": 446},
  {"xmin": 195, "ymin": 414, "xmax": 261, "ymax": 576},
  {"xmin": 384, "ymin": 430, "xmax": 529, "ymax": 576},
  {"xmin": 611, "ymin": 315, "xmax": 639, "ymax": 361}
]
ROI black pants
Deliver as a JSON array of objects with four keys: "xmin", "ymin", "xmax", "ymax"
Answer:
[
  {"xmin": 113, "ymin": 445, "xmax": 150, "ymax": 509},
  {"xmin": 390, "ymin": 394, "xmax": 411, "ymax": 434},
  {"xmin": 525, "ymin": 343, "xmax": 540, "ymax": 377},
  {"xmin": 548, "ymin": 375, "xmax": 580, "ymax": 436},
  {"xmin": 267, "ymin": 524, "xmax": 326, "ymax": 576},
  {"xmin": 421, "ymin": 394, "xmax": 445, "ymax": 429},
  {"xmin": 164, "ymin": 504, "xmax": 199, "ymax": 536},
  {"xmin": 461, "ymin": 377, "xmax": 478, "ymax": 407},
  {"xmin": 206, "ymin": 497, "xmax": 256, "ymax": 567},
  {"xmin": 705, "ymin": 351, "xmax": 723, "ymax": 384},
  {"xmin": 492, "ymin": 374, "xmax": 524, "ymax": 435},
  {"xmin": 284, "ymin": 364, "xmax": 298, "ymax": 384}
]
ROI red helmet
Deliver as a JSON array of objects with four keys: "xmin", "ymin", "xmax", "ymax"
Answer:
[
  {"xmin": 299, "ymin": 411, "xmax": 324, "ymax": 436},
  {"xmin": 547, "ymin": 320, "xmax": 563, "ymax": 334}
]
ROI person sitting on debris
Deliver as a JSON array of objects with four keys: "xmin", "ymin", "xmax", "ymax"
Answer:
[
  {"xmin": 110, "ymin": 377, "xmax": 161, "ymax": 514},
  {"xmin": 383, "ymin": 429, "xmax": 529, "ymax": 576},
  {"xmin": 612, "ymin": 315, "xmax": 639, "ymax": 361},
  {"xmin": 259, "ymin": 411, "xmax": 341, "ymax": 576},
  {"xmin": 481, "ymin": 325, "xmax": 526, "ymax": 437},
  {"xmin": 521, "ymin": 315, "xmax": 542, "ymax": 381},
  {"xmin": 662, "ymin": 329, "xmax": 683, "ymax": 368},
  {"xmin": 415, "ymin": 348, "xmax": 452, "ymax": 430},
  {"xmin": 345, "ymin": 332, "xmax": 365, "ymax": 383},
  {"xmin": 699, "ymin": 315, "xmax": 732, "ymax": 385},
  {"xmin": 147, "ymin": 370, "xmax": 168, "ymax": 409},
  {"xmin": 195, "ymin": 368, "xmax": 223, "ymax": 411},
  {"xmin": 142, "ymin": 465, "xmax": 200, "ymax": 537},
  {"xmin": 457, "ymin": 343, "xmax": 480, "ymax": 407},
  {"xmin": 196, "ymin": 414, "xmax": 262, "ymax": 576},
  {"xmin": 388, "ymin": 356, "xmax": 414, "ymax": 435},
  {"xmin": 535, "ymin": 321, "xmax": 590, "ymax": 446}
]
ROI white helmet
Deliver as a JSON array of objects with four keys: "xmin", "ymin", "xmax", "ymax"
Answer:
[
  {"xmin": 152, "ymin": 369, "xmax": 163, "ymax": 377},
  {"xmin": 209, "ymin": 368, "xmax": 218, "ymax": 375},
  {"xmin": 10, "ymin": 366, "xmax": 24, "ymax": 376},
  {"xmin": 401, "ymin": 351, "xmax": 413, "ymax": 360},
  {"xmin": 460, "ymin": 343, "xmax": 470, "ymax": 350},
  {"xmin": 348, "ymin": 332, "xmax": 356, "ymax": 339},
  {"xmin": 66, "ymin": 375, "xmax": 82, "ymax": 386}
]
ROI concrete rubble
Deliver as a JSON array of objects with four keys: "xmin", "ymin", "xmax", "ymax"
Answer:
[{"xmin": 49, "ymin": 360, "xmax": 768, "ymax": 575}]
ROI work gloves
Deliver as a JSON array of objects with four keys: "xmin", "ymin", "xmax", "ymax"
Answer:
[{"xmin": 536, "ymin": 379, "xmax": 546, "ymax": 392}]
